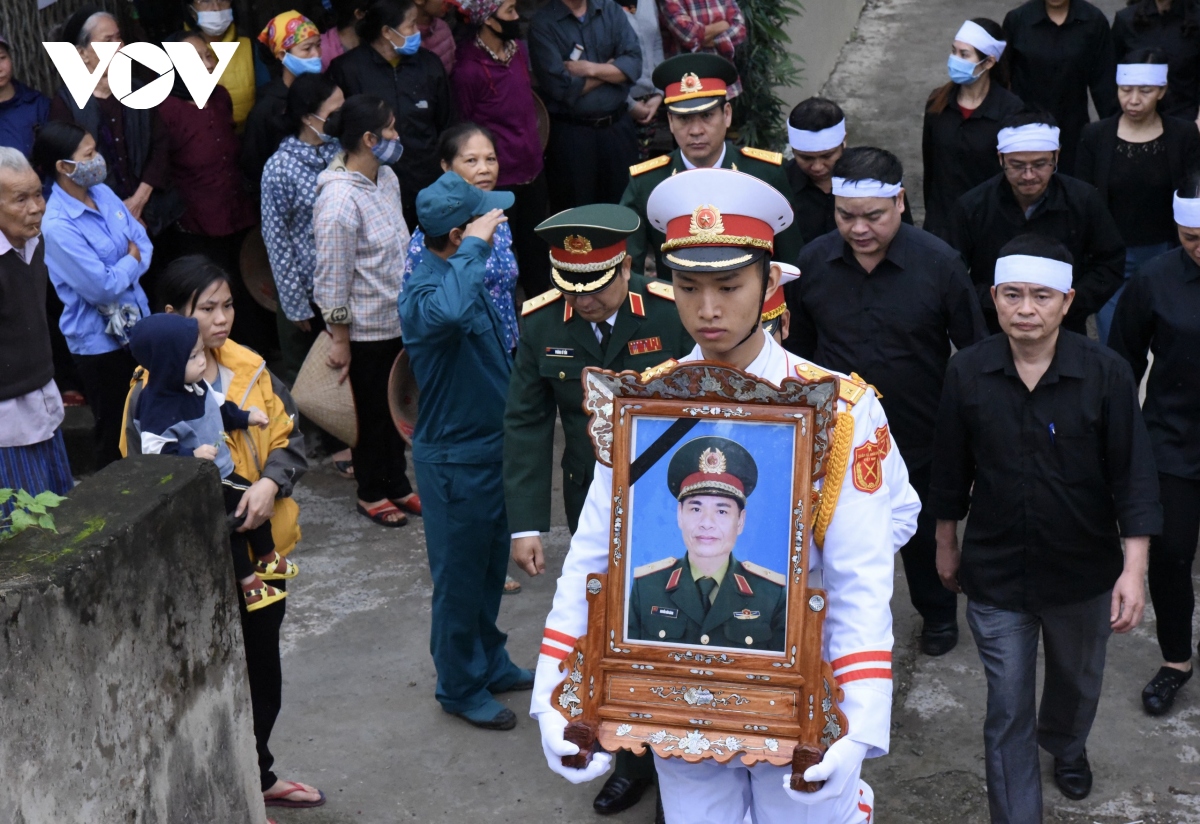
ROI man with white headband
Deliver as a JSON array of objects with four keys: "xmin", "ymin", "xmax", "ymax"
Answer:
[
  {"xmin": 950, "ymin": 110, "xmax": 1124, "ymax": 335},
  {"xmin": 932, "ymin": 232, "xmax": 1160, "ymax": 821},
  {"xmin": 618, "ymin": 53, "xmax": 802, "ymax": 278},
  {"xmin": 785, "ymin": 146, "xmax": 986, "ymax": 657}
]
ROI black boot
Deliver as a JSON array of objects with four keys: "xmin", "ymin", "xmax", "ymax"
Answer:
[
  {"xmin": 1053, "ymin": 750, "xmax": 1092, "ymax": 800},
  {"xmin": 919, "ymin": 621, "xmax": 959, "ymax": 656},
  {"xmin": 1142, "ymin": 666, "xmax": 1193, "ymax": 716}
]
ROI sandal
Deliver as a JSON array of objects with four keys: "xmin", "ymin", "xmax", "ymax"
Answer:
[
  {"xmin": 503, "ymin": 574, "xmax": 521, "ymax": 595},
  {"xmin": 263, "ymin": 779, "xmax": 326, "ymax": 809},
  {"xmin": 391, "ymin": 492, "xmax": 422, "ymax": 516},
  {"xmin": 357, "ymin": 500, "xmax": 408, "ymax": 527},
  {"xmin": 254, "ymin": 553, "xmax": 298, "ymax": 581},
  {"xmin": 333, "ymin": 459, "xmax": 354, "ymax": 479},
  {"xmin": 244, "ymin": 584, "xmax": 287, "ymax": 612}
]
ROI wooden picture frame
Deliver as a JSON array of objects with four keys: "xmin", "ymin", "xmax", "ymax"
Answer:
[{"xmin": 552, "ymin": 361, "xmax": 849, "ymax": 787}]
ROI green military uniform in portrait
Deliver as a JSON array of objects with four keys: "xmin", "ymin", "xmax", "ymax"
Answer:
[{"xmin": 503, "ymin": 207, "xmax": 695, "ymax": 536}]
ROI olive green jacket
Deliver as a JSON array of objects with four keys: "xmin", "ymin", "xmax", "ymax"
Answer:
[
  {"xmin": 618, "ymin": 141, "xmax": 805, "ymax": 276},
  {"xmin": 503, "ymin": 274, "xmax": 694, "ymax": 534}
]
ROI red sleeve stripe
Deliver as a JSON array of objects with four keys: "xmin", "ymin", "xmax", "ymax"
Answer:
[
  {"xmin": 540, "ymin": 643, "xmax": 570, "ymax": 660},
  {"xmin": 543, "ymin": 628, "xmax": 576, "ymax": 647},
  {"xmin": 830, "ymin": 650, "xmax": 892, "ymax": 670},
  {"xmin": 835, "ymin": 668, "xmax": 893, "ymax": 685}
]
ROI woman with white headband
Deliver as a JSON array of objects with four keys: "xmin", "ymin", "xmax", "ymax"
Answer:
[
  {"xmin": 1076, "ymin": 48, "xmax": 1200, "ymax": 344},
  {"xmin": 1108, "ymin": 171, "xmax": 1200, "ymax": 718},
  {"xmin": 922, "ymin": 17, "xmax": 1023, "ymax": 241},
  {"xmin": 1113, "ymin": 0, "xmax": 1200, "ymax": 122}
]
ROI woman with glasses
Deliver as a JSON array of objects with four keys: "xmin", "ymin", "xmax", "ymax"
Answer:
[{"xmin": 1076, "ymin": 49, "xmax": 1200, "ymax": 343}]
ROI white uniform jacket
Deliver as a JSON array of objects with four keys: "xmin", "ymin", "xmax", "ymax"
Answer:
[{"xmin": 531, "ymin": 330, "xmax": 922, "ymax": 759}]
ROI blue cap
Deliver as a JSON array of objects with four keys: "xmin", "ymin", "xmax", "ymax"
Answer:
[{"xmin": 416, "ymin": 171, "xmax": 515, "ymax": 237}]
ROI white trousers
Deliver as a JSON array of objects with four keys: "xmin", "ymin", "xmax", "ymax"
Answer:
[{"xmin": 655, "ymin": 754, "xmax": 874, "ymax": 824}]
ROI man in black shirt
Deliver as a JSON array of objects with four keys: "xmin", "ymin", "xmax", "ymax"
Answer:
[
  {"xmin": 783, "ymin": 97, "xmax": 911, "ymax": 245},
  {"xmin": 931, "ymin": 235, "xmax": 1160, "ymax": 820},
  {"xmin": 1002, "ymin": 0, "xmax": 1118, "ymax": 175},
  {"xmin": 784, "ymin": 147, "xmax": 986, "ymax": 656},
  {"xmin": 949, "ymin": 110, "xmax": 1124, "ymax": 336}
]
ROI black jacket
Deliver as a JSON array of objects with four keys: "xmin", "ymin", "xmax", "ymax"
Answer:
[
  {"xmin": 1112, "ymin": 1, "xmax": 1200, "ymax": 121},
  {"xmin": 1074, "ymin": 113, "xmax": 1200, "ymax": 204},
  {"xmin": 949, "ymin": 172, "xmax": 1125, "ymax": 334},
  {"xmin": 328, "ymin": 44, "xmax": 455, "ymax": 220},
  {"xmin": 239, "ymin": 76, "xmax": 289, "ymax": 195},
  {"xmin": 921, "ymin": 82, "xmax": 1024, "ymax": 241}
]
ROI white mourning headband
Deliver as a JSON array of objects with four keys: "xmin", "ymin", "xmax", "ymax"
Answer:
[
  {"xmin": 788, "ymin": 119, "xmax": 846, "ymax": 153},
  {"xmin": 831, "ymin": 177, "xmax": 903, "ymax": 198},
  {"xmin": 1117, "ymin": 63, "xmax": 1168, "ymax": 87},
  {"xmin": 1173, "ymin": 192, "xmax": 1200, "ymax": 227},
  {"xmin": 955, "ymin": 21, "xmax": 1006, "ymax": 60},
  {"xmin": 994, "ymin": 255, "xmax": 1073, "ymax": 294},
  {"xmin": 997, "ymin": 123, "xmax": 1060, "ymax": 153}
]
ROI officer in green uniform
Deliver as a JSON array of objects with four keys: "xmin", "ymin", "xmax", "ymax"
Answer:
[
  {"xmin": 628, "ymin": 436, "xmax": 787, "ymax": 652},
  {"xmin": 504, "ymin": 203, "xmax": 694, "ymax": 817},
  {"xmin": 619, "ymin": 53, "xmax": 805, "ymax": 277}
]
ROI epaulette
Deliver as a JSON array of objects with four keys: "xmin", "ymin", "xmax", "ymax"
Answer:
[
  {"xmin": 630, "ymin": 154, "xmax": 671, "ymax": 176},
  {"xmin": 634, "ymin": 556, "xmax": 677, "ymax": 578},
  {"xmin": 521, "ymin": 288, "xmax": 562, "ymax": 316},
  {"xmin": 740, "ymin": 146, "xmax": 783, "ymax": 166},
  {"xmin": 645, "ymin": 280, "xmax": 675, "ymax": 301},
  {"xmin": 740, "ymin": 559, "xmax": 786, "ymax": 586},
  {"xmin": 794, "ymin": 362, "xmax": 868, "ymax": 407},
  {"xmin": 640, "ymin": 358, "xmax": 678, "ymax": 382}
]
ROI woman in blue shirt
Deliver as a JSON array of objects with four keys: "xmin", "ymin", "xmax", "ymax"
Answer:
[
  {"xmin": 35, "ymin": 121, "xmax": 152, "ymax": 469},
  {"xmin": 403, "ymin": 123, "xmax": 520, "ymax": 351}
]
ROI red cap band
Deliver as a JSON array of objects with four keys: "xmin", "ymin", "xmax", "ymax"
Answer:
[
  {"xmin": 663, "ymin": 76, "xmax": 728, "ymax": 104},
  {"xmin": 549, "ymin": 238, "xmax": 628, "ymax": 267},
  {"xmin": 663, "ymin": 209, "xmax": 774, "ymax": 252}
]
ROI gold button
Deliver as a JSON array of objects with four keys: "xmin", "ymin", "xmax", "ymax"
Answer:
[
  {"xmin": 558, "ymin": 371, "xmax": 566, "ymax": 379},
  {"xmin": 658, "ymin": 630, "xmax": 666, "ymax": 638},
  {"xmin": 700, "ymin": 634, "xmax": 710, "ymax": 645},
  {"xmin": 745, "ymin": 636, "xmax": 754, "ymax": 645}
]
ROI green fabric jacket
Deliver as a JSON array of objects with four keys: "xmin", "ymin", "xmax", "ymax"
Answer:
[
  {"xmin": 503, "ymin": 274, "xmax": 695, "ymax": 533},
  {"xmin": 618, "ymin": 141, "xmax": 806, "ymax": 276}
]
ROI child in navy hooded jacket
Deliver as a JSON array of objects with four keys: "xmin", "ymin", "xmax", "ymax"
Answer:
[{"xmin": 129, "ymin": 313, "xmax": 295, "ymax": 611}]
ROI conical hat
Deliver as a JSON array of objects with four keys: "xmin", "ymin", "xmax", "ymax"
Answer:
[
  {"xmin": 239, "ymin": 227, "xmax": 279, "ymax": 313},
  {"xmin": 292, "ymin": 332, "xmax": 357, "ymax": 447},
  {"xmin": 533, "ymin": 92, "xmax": 550, "ymax": 150},
  {"xmin": 387, "ymin": 349, "xmax": 418, "ymax": 445}
]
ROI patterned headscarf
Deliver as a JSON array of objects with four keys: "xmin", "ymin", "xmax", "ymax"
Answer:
[
  {"xmin": 257, "ymin": 11, "xmax": 319, "ymax": 59},
  {"xmin": 449, "ymin": 0, "xmax": 504, "ymax": 26}
]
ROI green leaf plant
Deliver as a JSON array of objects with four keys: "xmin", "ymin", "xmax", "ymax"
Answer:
[
  {"xmin": 0, "ymin": 488, "xmax": 67, "ymax": 538},
  {"xmin": 732, "ymin": 0, "xmax": 804, "ymax": 150}
]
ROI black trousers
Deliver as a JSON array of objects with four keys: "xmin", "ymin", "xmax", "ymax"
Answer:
[
  {"xmin": 348, "ymin": 337, "xmax": 413, "ymax": 502},
  {"xmin": 899, "ymin": 462, "xmax": 958, "ymax": 626},
  {"xmin": 545, "ymin": 114, "xmax": 637, "ymax": 213},
  {"xmin": 1149, "ymin": 472, "xmax": 1200, "ymax": 663},
  {"xmin": 222, "ymin": 473, "xmax": 276, "ymax": 580},
  {"xmin": 73, "ymin": 347, "xmax": 138, "ymax": 470},
  {"xmin": 498, "ymin": 172, "xmax": 551, "ymax": 299},
  {"xmin": 238, "ymin": 577, "xmax": 286, "ymax": 792}
]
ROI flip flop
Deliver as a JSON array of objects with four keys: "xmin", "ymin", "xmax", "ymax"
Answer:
[
  {"xmin": 390, "ymin": 493, "xmax": 422, "ymax": 516},
  {"xmin": 333, "ymin": 459, "xmax": 354, "ymax": 479},
  {"xmin": 264, "ymin": 780, "xmax": 326, "ymax": 808},
  {"xmin": 503, "ymin": 575, "xmax": 521, "ymax": 595},
  {"xmin": 357, "ymin": 501, "xmax": 408, "ymax": 528}
]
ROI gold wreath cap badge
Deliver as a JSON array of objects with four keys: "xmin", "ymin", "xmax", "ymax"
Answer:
[
  {"xmin": 698, "ymin": 446, "xmax": 727, "ymax": 474},
  {"xmin": 689, "ymin": 204, "xmax": 725, "ymax": 237}
]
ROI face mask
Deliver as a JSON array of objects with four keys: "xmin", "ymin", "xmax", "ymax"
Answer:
[
  {"xmin": 64, "ymin": 155, "xmax": 107, "ymax": 189},
  {"xmin": 371, "ymin": 135, "xmax": 405, "ymax": 165},
  {"xmin": 195, "ymin": 9, "xmax": 234, "ymax": 37},
  {"xmin": 492, "ymin": 17, "xmax": 522, "ymax": 41},
  {"xmin": 391, "ymin": 28, "xmax": 422, "ymax": 56},
  {"xmin": 947, "ymin": 54, "xmax": 982, "ymax": 86},
  {"xmin": 307, "ymin": 114, "xmax": 334, "ymax": 143},
  {"xmin": 282, "ymin": 52, "xmax": 322, "ymax": 77}
]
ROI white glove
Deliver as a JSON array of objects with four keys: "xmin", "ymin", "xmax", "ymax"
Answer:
[
  {"xmin": 536, "ymin": 712, "xmax": 613, "ymax": 784},
  {"xmin": 781, "ymin": 737, "xmax": 869, "ymax": 806}
]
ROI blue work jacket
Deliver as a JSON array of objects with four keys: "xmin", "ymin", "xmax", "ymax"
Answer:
[{"xmin": 398, "ymin": 236, "xmax": 513, "ymax": 464}]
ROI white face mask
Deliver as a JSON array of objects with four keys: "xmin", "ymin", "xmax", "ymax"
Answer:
[{"xmin": 195, "ymin": 9, "xmax": 234, "ymax": 37}]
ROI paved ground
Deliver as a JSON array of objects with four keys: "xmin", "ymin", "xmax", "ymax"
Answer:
[{"xmin": 268, "ymin": 1, "xmax": 1200, "ymax": 821}]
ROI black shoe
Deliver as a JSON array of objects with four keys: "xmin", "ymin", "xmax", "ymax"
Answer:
[
  {"xmin": 452, "ymin": 705, "xmax": 517, "ymax": 730},
  {"xmin": 1142, "ymin": 666, "xmax": 1193, "ymax": 716},
  {"xmin": 492, "ymin": 667, "xmax": 535, "ymax": 694},
  {"xmin": 920, "ymin": 621, "xmax": 959, "ymax": 656},
  {"xmin": 592, "ymin": 776, "xmax": 653, "ymax": 816},
  {"xmin": 1053, "ymin": 750, "xmax": 1092, "ymax": 800}
]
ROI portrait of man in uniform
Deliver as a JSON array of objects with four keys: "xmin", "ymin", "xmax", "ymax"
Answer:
[{"xmin": 626, "ymin": 433, "xmax": 789, "ymax": 652}]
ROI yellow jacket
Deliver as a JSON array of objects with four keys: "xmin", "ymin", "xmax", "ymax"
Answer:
[{"xmin": 120, "ymin": 338, "xmax": 306, "ymax": 555}]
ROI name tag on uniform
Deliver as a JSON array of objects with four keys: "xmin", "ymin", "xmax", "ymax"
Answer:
[
  {"xmin": 628, "ymin": 337, "xmax": 663, "ymax": 356},
  {"xmin": 651, "ymin": 606, "xmax": 678, "ymax": 618},
  {"xmin": 545, "ymin": 347, "xmax": 575, "ymax": 358},
  {"xmin": 733, "ymin": 609, "xmax": 761, "ymax": 620}
]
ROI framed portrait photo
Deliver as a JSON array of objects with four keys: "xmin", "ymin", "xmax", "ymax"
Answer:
[{"xmin": 553, "ymin": 361, "xmax": 850, "ymax": 782}]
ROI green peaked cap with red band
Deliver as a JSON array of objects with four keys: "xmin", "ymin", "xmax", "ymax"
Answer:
[{"xmin": 535, "ymin": 203, "xmax": 641, "ymax": 295}]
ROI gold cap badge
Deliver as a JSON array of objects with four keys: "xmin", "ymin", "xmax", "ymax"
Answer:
[
  {"xmin": 563, "ymin": 235, "xmax": 593, "ymax": 255},
  {"xmin": 689, "ymin": 204, "xmax": 724, "ymax": 237},
  {"xmin": 679, "ymin": 72, "xmax": 703, "ymax": 93},
  {"xmin": 699, "ymin": 447, "xmax": 726, "ymax": 474}
]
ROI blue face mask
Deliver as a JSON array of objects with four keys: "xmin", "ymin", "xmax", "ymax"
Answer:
[
  {"xmin": 947, "ymin": 54, "xmax": 982, "ymax": 86},
  {"xmin": 392, "ymin": 28, "xmax": 422, "ymax": 56},
  {"xmin": 283, "ymin": 52, "xmax": 322, "ymax": 77},
  {"xmin": 371, "ymin": 134, "xmax": 405, "ymax": 164}
]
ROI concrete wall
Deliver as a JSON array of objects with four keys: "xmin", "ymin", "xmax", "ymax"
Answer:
[
  {"xmin": 0, "ymin": 457, "xmax": 265, "ymax": 824},
  {"xmin": 779, "ymin": 0, "xmax": 868, "ymax": 113}
]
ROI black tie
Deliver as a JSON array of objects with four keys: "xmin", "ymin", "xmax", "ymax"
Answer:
[
  {"xmin": 696, "ymin": 577, "xmax": 717, "ymax": 613},
  {"xmin": 598, "ymin": 320, "xmax": 613, "ymax": 352}
]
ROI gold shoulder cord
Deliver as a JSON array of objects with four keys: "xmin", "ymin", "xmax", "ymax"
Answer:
[{"xmin": 814, "ymin": 410, "xmax": 855, "ymax": 549}]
